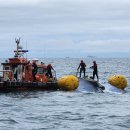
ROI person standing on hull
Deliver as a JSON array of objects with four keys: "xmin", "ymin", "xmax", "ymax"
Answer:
[
  {"xmin": 91, "ymin": 61, "xmax": 99, "ymax": 81},
  {"xmin": 77, "ymin": 60, "xmax": 86, "ymax": 78}
]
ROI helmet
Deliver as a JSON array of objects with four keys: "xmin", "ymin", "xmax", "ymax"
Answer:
[{"xmin": 81, "ymin": 60, "xmax": 83, "ymax": 62}]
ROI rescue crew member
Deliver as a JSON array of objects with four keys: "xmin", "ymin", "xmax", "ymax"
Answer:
[
  {"xmin": 91, "ymin": 61, "xmax": 99, "ymax": 81},
  {"xmin": 77, "ymin": 60, "xmax": 86, "ymax": 77},
  {"xmin": 41, "ymin": 62, "xmax": 45, "ymax": 73},
  {"xmin": 32, "ymin": 61, "xmax": 37, "ymax": 81},
  {"xmin": 46, "ymin": 64, "xmax": 54, "ymax": 78},
  {"xmin": 25, "ymin": 61, "xmax": 32, "ymax": 81}
]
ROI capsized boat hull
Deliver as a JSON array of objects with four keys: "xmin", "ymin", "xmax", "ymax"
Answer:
[
  {"xmin": 78, "ymin": 77, "xmax": 105, "ymax": 92},
  {"xmin": 0, "ymin": 81, "xmax": 59, "ymax": 92}
]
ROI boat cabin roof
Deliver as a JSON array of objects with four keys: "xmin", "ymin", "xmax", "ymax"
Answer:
[{"xmin": 2, "ymin": 58, "xmax": 28, "ymax": 66}]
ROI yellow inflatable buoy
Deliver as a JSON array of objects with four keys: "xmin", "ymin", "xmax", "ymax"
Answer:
[
  {"xmin": 58, "ymin": 75, "xmax": 79, "ymax": 91},
  {"xmin": 108, "ymin": 75, "xmax": 127, "ymax": 90}
]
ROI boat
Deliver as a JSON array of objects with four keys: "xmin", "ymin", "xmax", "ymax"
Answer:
[
  {"xmin": 0, "ymin": 38, "xmax": 59, "ymax": 92},
  {"xmin": 76, "ymin": 71, "xmax": 105, "ymax": 92},
  {"xmin": 84, "ymin": 77, "xmax": 105, "ymax": 91},
  {"xmin": 78, "ymin": 77, "xmax": 105, "ymax": 92}
]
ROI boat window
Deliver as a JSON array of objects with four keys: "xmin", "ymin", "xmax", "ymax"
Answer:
[
  {"xmin": 4, "ymin": 66, "xmax": 10, "ymax": 70},
  {"xmin": 37, "ymin": 67, "xmax": 43, "ymax": 74}
]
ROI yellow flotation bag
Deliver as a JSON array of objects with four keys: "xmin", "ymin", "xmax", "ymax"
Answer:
[
  {"xmin": 58, "ymin": 75, "xmax": 79, "ymax": 91},
  {"xmin": 108, "ymin": 75, "xmax": 127, "ymax": 90}
]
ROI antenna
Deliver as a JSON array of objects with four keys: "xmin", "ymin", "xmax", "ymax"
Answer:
[
  {"xmin": 14, "ymin": 37, "xmax": 28, "ymax": 58},
  {"xmin": 44, "ymin": 43, "xmax": 46, "ymax": 60},
  {"xmin": 25, "ymin": 41, "xmax": 28, "ymax": 60},
  {"xmin": 15, "ymin": 37, "xmax": 21, "ymax": 57}
]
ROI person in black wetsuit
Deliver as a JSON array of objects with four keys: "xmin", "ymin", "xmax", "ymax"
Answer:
[
  {"xmin": 77, "ymin": 60, "xmax": 86, "ymax": 77},
  {"xmin": 46, "ymin": 64, "xmax": 54, "ymax": 78},
  {"xmin": 91, "ymin": 61, "xmax": 99, "ymax": 81},
  {"xmin": 32, "ymin": 61, "xmax": 37, "ymax": 81}
]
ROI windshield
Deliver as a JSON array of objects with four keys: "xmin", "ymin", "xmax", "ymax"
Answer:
[{"xmin": 37, "ymin": 67, "xmax": 44, "ymax": 74}]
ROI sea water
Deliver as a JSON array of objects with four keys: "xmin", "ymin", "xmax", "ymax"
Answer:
[{"xmin": 0, "ymin": 58, "xmax": 130, "ymax": 130}]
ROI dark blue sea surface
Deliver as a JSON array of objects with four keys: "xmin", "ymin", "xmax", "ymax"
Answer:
[{"xmin": 0, "ymin": 58, "xmax": 130, "ymax": 130}]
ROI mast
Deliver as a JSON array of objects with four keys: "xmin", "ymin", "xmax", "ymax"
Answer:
[
  {"xmin": 15, "ymin": 38, "xmax": 20, "ymax": 57},
  {"xmin": 14, "ymin": 38, "xmax": 28, "ymax": 58}
]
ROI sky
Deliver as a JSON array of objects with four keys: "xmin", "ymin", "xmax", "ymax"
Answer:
[{"xmin": 0, "ymin": 0, "xmax": 130, "ymax": 58}]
